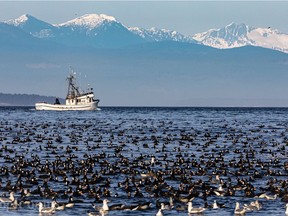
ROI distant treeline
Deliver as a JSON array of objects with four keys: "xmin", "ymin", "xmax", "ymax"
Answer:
[{"xmin": 0, "ymin": 93, "xmax": 64, "ymax": 106}]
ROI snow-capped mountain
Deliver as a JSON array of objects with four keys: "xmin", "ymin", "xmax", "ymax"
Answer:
[
  {"xmin": 57, "ymin": 14, "xmax": 117, "ymax": 29},
  {"xmin": 3, "ymin": 14, "xmax": 288, "ymax": 53},
  {"xmin": 192, "ymin": 22, "xmax": 288, "ymax": 53},
  {"xmin": 6, "ymin": 14, "xmax": 144, "ymax": 47},
  {"xmin": 55, "ymin": 14, "xmax": 143, "ymax": 48},
  {"xmin": 247, "ymin": 27, "xmax": 288, "ymax": 53},
  {"xmin": 5, "ymin": 14, "xmax": 189, "ymax": 47},
  {"xmin": 129, "ymin": 26, "xmax": 191, "ymax": 42},
  {"xmin": 6, "ymin": 14, "xmax": 56, "ymax": 39}
]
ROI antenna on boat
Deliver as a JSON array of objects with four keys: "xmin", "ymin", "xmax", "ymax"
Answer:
[
  {"xmin": 66, "ymin": 66, "xmax": 80, "ymax": 99},
  {"xmin": 69, "ymin": 66, "xmax": 76, "ymax": 76},
  {"xmin": 87, "ymin": 83, "xmax": 92, "ymax": 93}
]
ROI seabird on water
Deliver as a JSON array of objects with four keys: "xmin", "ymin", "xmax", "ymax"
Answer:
[
  {"xmin": 38, "ymin": 202, "xmax": 55, "ymax": 214},
  {"xmin": 212, "ymin": 200, "xmax": 219, "ymax": 209},
  {"xmin": 234, "ymin": 202, "xmax": 246, "ymax": 215},
  {"xmin": 258, "ymin": 193, "xmax": 277, "ymax": 200},
  {"xmin": 0, "ymin": 192, "xmax": 14, "ymax": 203},
  {"xmin": 156, "ymin": 208, "xmax": 164, "ymax": 216},
  {"xmin": 187, "ymin": 201, "xmax": 206, "ymax": 214}
]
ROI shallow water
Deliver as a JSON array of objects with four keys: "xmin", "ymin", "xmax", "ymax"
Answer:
[{"xmin": 0, "ymin": 107, "xmax": 287, "ymax": 215}]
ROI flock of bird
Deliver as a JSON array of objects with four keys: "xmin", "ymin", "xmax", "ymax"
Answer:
[{"xmin": 0, "ymin": 108, "xmax": 287, "ymax": 215}]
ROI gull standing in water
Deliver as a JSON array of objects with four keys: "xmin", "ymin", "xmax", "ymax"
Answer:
[
  {"xmin": 156, "ymin": 208, "xmax": 164, "ymax": 216},
  {"xmin": 92, "ymin": 199, "xmax": 110, "ymax": 211},
  {"xmin": 212, "ymin": 200, "xmax": 219, "ymax": 209},
  {"xmin": 187, "ymin": 201, "xmax": 206, "ymax": 214},
  {"xmin": 38, "ymin": 202, "xmax": 55, "ymax": 214},
  {"xmin": 234, "ymin": 202, "xmax": 246, "ymax": 215},
  {"xmin": 102, "ymin": 199, "xmax": 109, "ymax": 211}
]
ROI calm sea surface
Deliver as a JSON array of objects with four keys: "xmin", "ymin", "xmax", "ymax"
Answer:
[{"xmin": 0, "ymin": 107, "xmax": 288, "ymax": 215}]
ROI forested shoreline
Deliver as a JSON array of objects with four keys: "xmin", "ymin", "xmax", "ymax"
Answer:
[{"xmin": 0, "ymin": 93, "xmax": 64, "ymax": 106}]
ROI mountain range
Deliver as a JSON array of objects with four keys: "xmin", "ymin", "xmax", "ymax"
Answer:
[
  {"xmin": 3, "ymin": 13, "xmax": 288, "ymax": 53},
  {"xmin": 1, "ymin": 13, "xmax": 288, "ymax": 106},
  {"xmin": 192, "ymin": 22, "xmax": 288, "ymax": 53}
]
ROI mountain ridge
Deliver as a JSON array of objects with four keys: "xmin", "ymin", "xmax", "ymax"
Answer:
[
  {"xmin": 3, "ymin": 13, "xmax": 288, "ymax": 52},
  {"xmin": 192, "ymin": 22, "xmax": 288, "ymax": 53}
]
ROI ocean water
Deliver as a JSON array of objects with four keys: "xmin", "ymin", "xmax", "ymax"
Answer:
[{"xmin": 0, "ymin": 106, "xmax": 287, "ymax": 215}]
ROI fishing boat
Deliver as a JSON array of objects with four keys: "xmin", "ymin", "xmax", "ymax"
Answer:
[{"xmin": 35, "ymin": 70, "xmax": 100, "ymax": 111}]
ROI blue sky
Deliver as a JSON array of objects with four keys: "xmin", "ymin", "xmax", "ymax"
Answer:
[{"xmin": 0, "ymin": 1, "xmax": 288, "ymax": 35}]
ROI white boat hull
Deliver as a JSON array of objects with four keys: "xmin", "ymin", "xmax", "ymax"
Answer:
[{"xmin": 35, "ymin": 101, "xmax": 99, "ymax": 111}]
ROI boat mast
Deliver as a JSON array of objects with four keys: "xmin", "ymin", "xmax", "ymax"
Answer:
[{"xmin": 66, "ymin": 69, "xmax": 80, "ymax": 99}]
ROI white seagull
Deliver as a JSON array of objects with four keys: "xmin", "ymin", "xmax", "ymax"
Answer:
[
  {"xmin": 156, "ymin": 208, "xmax": 164, "ymax": 216},
  {"xmin": 187, "ymin": 201, "xmax": 206, "ymax": 214},
  {"xmin": 38, "ymin": 202, "xmax": 55, "ymax": 214},
  {"xmin": 234, "ymin": 202, "xmax": 246, "ymax": 215},
  {"xmin": 212, "ymin": 200, "xmax": 219, "ymax": 209},
  {"xmin": 102, "ymin": 199, "xmax": 110, "ymax": 211}
]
